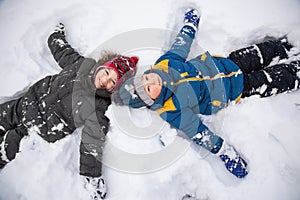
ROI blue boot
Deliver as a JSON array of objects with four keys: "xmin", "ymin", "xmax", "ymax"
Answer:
[
  {"xmin": 217, "ymin": 143, "xmax": 248, "ymax": 178},
  {"xmin": 184, "ymin": 8, "xmax": 201, "ymax": 31}
]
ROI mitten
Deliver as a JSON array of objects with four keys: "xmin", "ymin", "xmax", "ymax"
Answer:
[
  {"xmin": 217, "ymin": 142, "xmax": 248, "ymax": 178},
  {"xmin": 83, "ymin": 176, "xmax": 107, "ymax": 199},
  {"xmin": 184, "ymin": 8, "xmax": 201, "ymax": 31}
]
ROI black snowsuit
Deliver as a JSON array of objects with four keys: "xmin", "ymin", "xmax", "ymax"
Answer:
[
  {"xmin": 0, "ymin": 32, "xmax": 111, "ymax": 178},
  {"xmin": 228, "ymin": 39, "xmax": 300, "ymax": 98}
]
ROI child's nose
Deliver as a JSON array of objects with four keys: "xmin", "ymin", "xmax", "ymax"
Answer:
[{"xmin": 102, "ymin": 77, "xmax": 108, "ymax": 85}]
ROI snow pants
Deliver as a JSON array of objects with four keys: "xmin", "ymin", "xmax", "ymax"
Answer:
[
  {"xmin": 228, "ymin": 39, "xmax": 300, "ymax": 97},
  {"xmin": 0, "ymin": 98, "xmax": 27, "ymax": 168}
]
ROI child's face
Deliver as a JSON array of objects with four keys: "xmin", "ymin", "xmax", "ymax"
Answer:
[
  {"xmin": 94, "ymin": 67, "xmax": 118, "ymax": 91},
  {"xmin": 142, "ymin": 73, "xmax": 162, "ymax": 100}
]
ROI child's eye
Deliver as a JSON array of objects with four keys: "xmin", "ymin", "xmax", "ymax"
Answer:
[
  {"xmin": 105, "ymin": 70, "xmax": 109, "ymax": 75},
  {"xmin": 147, "ymin": 86, "xmax": 150, "ymax": 92},
  {"xmin": 112, "ymin": 80, "xmax": 116, "ymax": 86},
  {"xmin": 145, "ymin": 75, "xmax": 148, "ymax": 81}
]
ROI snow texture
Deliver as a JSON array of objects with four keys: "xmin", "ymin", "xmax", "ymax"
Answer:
[{"xmin": 1, "ymin": 0, "xmax": 300, "ymax": 200}]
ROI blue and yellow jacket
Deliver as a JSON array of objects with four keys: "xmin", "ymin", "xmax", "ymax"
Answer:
[{"xmin": 148, "ymin": 50, "xmax": 244, "ymax": 138}]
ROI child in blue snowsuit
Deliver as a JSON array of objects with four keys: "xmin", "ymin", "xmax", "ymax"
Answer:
[{"xmin": 115, "ymin": 9, "xmax": 300, "ymax": 178}]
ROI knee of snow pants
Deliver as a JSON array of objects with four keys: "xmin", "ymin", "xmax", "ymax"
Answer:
[
  {"xmin": 229, "ymin": 39, "xmax": 289, "ymax": 73},
  {"xmin": 0, "ymin": 126, "xmax": 27, "ymax": 168}
]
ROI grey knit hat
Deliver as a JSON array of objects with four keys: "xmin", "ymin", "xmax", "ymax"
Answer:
[{"xmin": 133, "ymin": 75, "xmax": 155, "ymax": 106}]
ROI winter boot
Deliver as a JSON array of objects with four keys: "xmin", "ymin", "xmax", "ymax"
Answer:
[
  {"xmin": 84, "ymin": 176, "xmax": 107, "ymax": 199},
  {"xmin": 278, "ymin": 36, "xmax": 293, "ymax": 52},
  {"xmin": 290, "ymin": 60, "xmax": 300, "ymax": 76},
  {"xmin": 184, "ymin": 8, "xmax": 201, "ymax": 31},
  {"xmin": 217, "ymin": 142, "xmax": 248, "ymax": 178},
  {"xmin": 261, "ymin": 35, "xmax": 293, "ymax": 52}
]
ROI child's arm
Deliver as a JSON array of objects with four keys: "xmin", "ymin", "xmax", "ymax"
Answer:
[
  {"xmin": 79, "ymin": 110, "xmax": 110, "ymax": 178},
  {"xmin": 155, "ymin": 9, "xmax": 200, "ymax": 64},
  {"xmin": 47, "ymin": 23, "xmax": 83, "ymax": 69},
  {"xmin": 159, "ymin": 106, "xmax": 223, "ymax": 154}
]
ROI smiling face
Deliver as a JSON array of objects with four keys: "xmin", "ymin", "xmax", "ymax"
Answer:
[
  {"xmin": 94, "ymin": 67, "xmax": 118, "ymax": 91},
  {"xmin": 141, "ymin": 72, "xmax": 162, "ymax": 100}
]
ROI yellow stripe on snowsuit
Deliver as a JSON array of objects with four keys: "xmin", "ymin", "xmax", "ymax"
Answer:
[
  {"xmin": 180, "ymin": 72, "xmax": 203, "ymax": 77},
  {"xmin": 175, "ymin": 70, "xmax": 242, "ymax": 85},
  {"xmin": 211, "ymin": 54, "xmax": 225, "ymax": 58},
  {"xmin": 200, "ymin": 54, "xmax": 207, "ymax": 61},
  {"xmin": 157, "ymin": 97, "xmax": 176, "ymax": 115},
  {"xmin": 153, "ymin": 60, "xmax": 169, "ymax": 73},
  {"xmin": 211, "ymin": 100, "xmax": 221, "ymax": 107},
  {"xmin": 180, "ymin": 72, "xmax": 188, "ymax": 77},
  {"xmin": 235, "ymin": 93, "xmax": 242, "ymax": 104}
]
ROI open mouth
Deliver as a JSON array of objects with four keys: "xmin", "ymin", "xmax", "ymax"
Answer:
[
  {"xmin": 99, "ymin": 80, "xmax": 105, "ymax": 88},
  {"xmin": 96, "ymin": 79, "xmax": 105, "ymax": 88}
]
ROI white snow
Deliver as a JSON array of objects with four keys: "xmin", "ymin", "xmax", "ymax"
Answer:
[
  {"xmin": 0, "ymin": 134, "xmax": 9, "ymax": 163},
  {"xmin": 50, "ymin": 123, "xmax": 64, "ymax": 132},
  {"xmin": 253, "ymin": 45, "xmax": 264, "ymax": 64},
  {"xmin": 1, "ymin": 0, "xmax": 300, "ymax": 200}
]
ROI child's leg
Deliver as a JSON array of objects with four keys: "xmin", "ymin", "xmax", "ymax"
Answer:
[
  {"xmin": 0, "ymin": 98, "xmax": 27, "ymax": 168},
  {"xmin": 0, "ymin": 98, "xmax": 23, "ymax": 132},
  {"xmin": 0, "ymin": 126, "xmax": 27, "ymax": 168},
  {"xmin": 229, "ymin": 39, "xmax": 290, "ymax": 73},
  {"xmin": 170, "ymin": 25, "xmax": 196, "ymax": 59},
  {"xmin": 156, "ymin": 25, "xmax": 197, "ymax": 64},
  {"xmin": 243, "ymin": 61, "xmax": 300, "ymax": 97}
]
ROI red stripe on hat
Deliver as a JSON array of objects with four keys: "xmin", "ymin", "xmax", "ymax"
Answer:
[
  {"xmin": 122, "ymin": 57, "xmax": 136, "ymax": 76},
  {"xmin": 113, "ymin": 60, "xmax": 125, "ymax": 75},
  {"xmin": 102, "ymin": 61, "xmax": 122, "ymax": 80},
  {"xmin": 118, "ymin": 57, "xmax": 131, "ymax": 75}
]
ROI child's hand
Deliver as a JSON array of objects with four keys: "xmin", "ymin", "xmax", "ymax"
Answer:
[
  {"xmin": 83, "ymin": 176, "xmax": 107, "ymax": 199},
  {"xmin": 184, "ymin": 8, "xmax": 201, "ymax": 31},
  {"xmin": 53, "ymin": 23, "xmax": 66, "ymax": 35}
]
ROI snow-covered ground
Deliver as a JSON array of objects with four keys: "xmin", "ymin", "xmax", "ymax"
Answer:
[{"xmin": 1, "ymin": 0, "xmax": 300, "ymax": 200}]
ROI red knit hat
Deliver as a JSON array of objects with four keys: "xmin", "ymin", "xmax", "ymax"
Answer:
[{"xmin": 102, "ymin": 56, "xmax": 138, "ymax": 88}]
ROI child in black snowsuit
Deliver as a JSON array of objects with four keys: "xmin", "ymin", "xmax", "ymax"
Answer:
[
  {"xmin": 116, "ymin": 9, "xmax": 300, "ymax": 179},
  {"xmin": 0, "ymin": 23, "xmax": 138, "ymax": 199}
]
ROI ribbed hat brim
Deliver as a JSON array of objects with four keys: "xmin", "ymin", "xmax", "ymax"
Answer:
[{"xmin": 133, "ymin": 76, "xmax": 155, "ymax": 106}]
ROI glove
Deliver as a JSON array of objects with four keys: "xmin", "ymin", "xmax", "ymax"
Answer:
[
  {"xmin": 53, "ymin": 22, "xmax": 66, "ymax": 35},
  {"xmin": 217, "ymin": 142, "xmax": 248, "ymax": 178},
  {"xmin": 184, "ymin": 8, "xmax": 201, "ymax": 31},
  {"xmin": 83, "ymin": 176, "xmax": 107, "ymax": 199}
]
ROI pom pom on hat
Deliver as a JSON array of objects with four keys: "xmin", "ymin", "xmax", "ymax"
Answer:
[{"xmin": 130, "ymin": 56, "xmax": 139, "ymax": 65}]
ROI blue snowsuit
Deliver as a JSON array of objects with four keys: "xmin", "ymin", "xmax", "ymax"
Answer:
[
  {"xmin": 147, "ymin": 26, "xmax": 244, "ymax": 153},
  {"xmin": 119, "ymin": 25, "xmax": 300, "ymax": 154}
]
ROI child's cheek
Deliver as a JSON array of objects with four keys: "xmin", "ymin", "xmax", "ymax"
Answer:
[{"xmin": 152, "ymin": 86, "xmax": 162, "ymax": 99}]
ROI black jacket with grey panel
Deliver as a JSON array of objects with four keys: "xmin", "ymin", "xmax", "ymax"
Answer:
[
  {"xmin": 1, "ymin": 32, "xmax": 111, "ymax": 177},
  {"xmin": 46, "ymin": 32, "xmax": 111, "ymax": 177}
]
